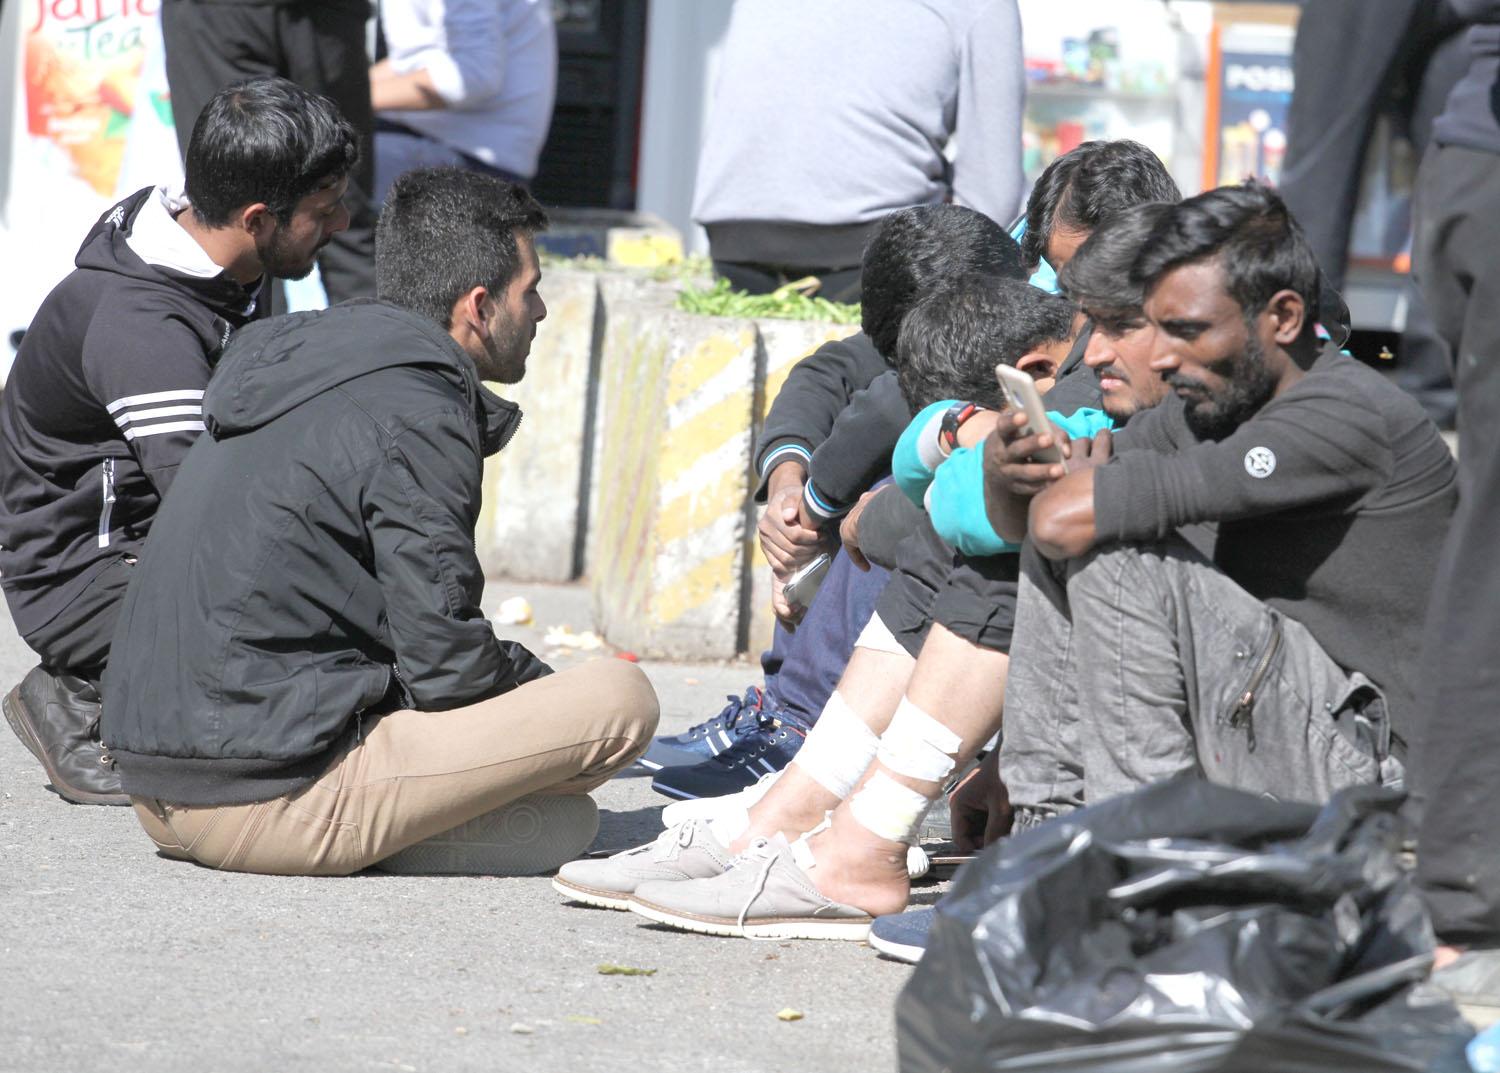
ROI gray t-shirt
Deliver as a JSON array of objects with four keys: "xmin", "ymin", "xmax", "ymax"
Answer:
[
  {"xmin": 691, "ymin": 0, "xmax": 1024, "ymax": 238},
  {"xmin": 1095, "ymin": 345, "xmax": 1457, "ymax": 739}
]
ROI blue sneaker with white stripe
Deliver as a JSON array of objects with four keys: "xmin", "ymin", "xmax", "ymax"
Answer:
[
  {"xmin": 650, "ymin": 713, "xmax": 808, "ymax": 801},
  {"xmin": 635, "ymin": 687, "xmax": 766, "ymax": 772}
]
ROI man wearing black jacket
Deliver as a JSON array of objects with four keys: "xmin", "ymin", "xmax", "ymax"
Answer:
[
  {"xmin": 1, "ymin": 77, "xmax": 357, "ymax": 806},
  {"xmin": 994, "ymin": 183, "xmax": 1454, "ymax": 826},
  {"xmin": 100, "ymin": 168, "xmax": 659, "ymax": 877}
]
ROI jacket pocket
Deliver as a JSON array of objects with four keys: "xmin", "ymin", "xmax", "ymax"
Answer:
[{"xmin": 1219, "ymin": 611, "xmax": 1284, "ymax": 755}]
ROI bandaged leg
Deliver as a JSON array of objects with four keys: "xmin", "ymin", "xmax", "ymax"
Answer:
[{"xmin": 725, "ymin": 629, "xmax": 914, "ymax": 853}]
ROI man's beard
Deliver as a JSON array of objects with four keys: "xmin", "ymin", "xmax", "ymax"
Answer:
[
  {"xmin": 256, "ymin": 224, "xmax": 322, "ymax": 282},
  {"xmin": 480, "ymin": 313, "xmax": 529, "ymax": 384},
  {"xmin": 1170, "ymin": 327, "xmax": 1278, "ymax": 441}
]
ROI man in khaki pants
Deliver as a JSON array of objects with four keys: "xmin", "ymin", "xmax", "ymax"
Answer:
[{"xmin": 99, "ymin": 168, "xmax": 659, "ymax": 876}]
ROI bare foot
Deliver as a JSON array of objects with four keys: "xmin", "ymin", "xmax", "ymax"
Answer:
[
  {"xmin": 796, "ymin": 805, "xmax": 910, "ymax": 918},
  {"xmin": 731, "ymin": 765, "xmax": 839, "ymax": 854}
]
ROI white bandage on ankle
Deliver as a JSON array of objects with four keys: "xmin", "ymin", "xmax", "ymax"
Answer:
[
  {"xmin": 854, "ymin": 612, "xmax": 906, "ymax": 656},
  {"xmin": 877, "ymin": 697, "xmax": 962, "ymax": 784},
  {"xmin": 791, "ymin": 691, "xmax": 879, "ymax": 798},
  {"xmin": 709, "ymin": 807, "xmax": 749, "ymax": 846},
  {"xmin": 848, "ymin": 771, "xmax": 932, "ymax": 843}
]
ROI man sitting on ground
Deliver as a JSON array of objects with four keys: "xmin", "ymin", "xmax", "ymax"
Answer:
[
  {"xmin": 1, "ymin": 76, "xmax": 358, "ymax": 805},
  {"xmin": 552, "ymin": 277, "xmax": 1090, "ymax": 935},
  {"xmin": 100, "ymin": 168, "xmax": 660, "ymax": 876},
  {"xmin": 990, "ymin": 183, "xmax": 1452, "ymax": 828}
]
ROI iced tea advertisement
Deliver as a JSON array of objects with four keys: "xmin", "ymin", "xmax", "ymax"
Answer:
[
  {"xmin": 24, "ymin": 1, "xmax": 172, "ymax": 198},
  {"xmin": 3, "ymin": 2, "xmax": 180, "ymax": 362}
]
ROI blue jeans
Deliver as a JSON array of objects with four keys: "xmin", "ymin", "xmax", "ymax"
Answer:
[{"xmin": 760, "ymin": 549, "xmax": 889, "ymax": 729}]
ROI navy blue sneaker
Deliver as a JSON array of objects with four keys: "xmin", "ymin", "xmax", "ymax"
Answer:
[
  {"xmin": 636, "ymin": 687, "xmax": 766, "ymax": 772},
  {"xmin": 650, "ymin": 713, "xmax": 808, "ymax": 800},
  {"xmin": 868, "ymin": 908, "xmax": 933, "ymax": 963}
]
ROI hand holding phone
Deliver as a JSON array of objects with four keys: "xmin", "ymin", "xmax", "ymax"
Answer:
[
  {"xmin": 783, "ymin": 551, "xmax": 832, "ymax": 612},
  {"xmin": 995, "ymin": 364, "xmax": 1064, "ymax": 464}
]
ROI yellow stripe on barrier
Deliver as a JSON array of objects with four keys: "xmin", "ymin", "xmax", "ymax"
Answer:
[
  {"xmin": 653, "ymin": 547, "xmax": 740, "ymax": 625},
  {"xmin": 656, "ymin": 467, "xmax": 745, "ymax": 546},
  {"xmin": 658, "ymin": 389, "xmax": 752, "ymax": 486},
  {"xmin": 666, "ymin": 330, "xmax": 756, "ymax": 409}
]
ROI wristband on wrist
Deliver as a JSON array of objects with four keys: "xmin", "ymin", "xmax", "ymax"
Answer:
[{"xmin": 939, "ymin": 403, "xmax": 981, "ymax": 454}]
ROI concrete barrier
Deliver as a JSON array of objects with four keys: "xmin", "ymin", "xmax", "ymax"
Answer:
[
  {"xmin": 477, "ymin": 257, "xmax": 860, "ymax": 660},
  {"xmin": 588, "ymin": 274, "xmax": 760, "ymax": 660},
  {"xmin": 475, "ymin": 267, "xmax": 600, "ymax": 581},
  {"xmin": 535, "ymin": 209, "xmax": 684, "ymax": 269}
]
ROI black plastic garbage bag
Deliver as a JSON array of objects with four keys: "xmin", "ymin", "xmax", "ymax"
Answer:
[{"xmin": 896, "ymin": 779, "xmax": 1472, "ymax": 1073}]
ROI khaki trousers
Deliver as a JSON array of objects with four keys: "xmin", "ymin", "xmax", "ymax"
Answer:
[{"xmin": 130, "ymin": 660, "xmax": 659, "ymax": 876}]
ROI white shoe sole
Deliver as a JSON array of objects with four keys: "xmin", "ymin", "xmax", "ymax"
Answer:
[
  {"xmin": 627, "ymin": 895, "xmax": 871, "ymax": 941},
  {"xmin": 866, "ymin": 930, "xmax": 924, "ymax": 963},
  {"xmin": 375, "ymin": 793, "xmax": 599, "ymax": 876},
  {"xmin": 551, "ymin": 875, "xmax": 633, "ymax": 911}
]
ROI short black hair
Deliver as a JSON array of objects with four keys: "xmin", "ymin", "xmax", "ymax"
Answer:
[
  {"xmin": 376, "ymin": 167, "xmax": 549, "ymax": 328},
  {"xmin": 896, "ymin": 278, "xmax": 1077, "ymax": 412},
  {"xmin": 1021, "ymin": 140, "xmax": 1181, "ymax": 270},
  {"xmin": 861, "ymin": 204, "xmax": 1026, "ymax": 363},
  {"xmin": 185, "ymin": 76, "xmax": 358, "ymax": 228},
  {"xmin": 1131, "ymin": 181, "xmax": 1321, "ymax": 327},
  {"xmin": 1059, "ymin": 201, "xmax": 1176, "ymax": 333}
]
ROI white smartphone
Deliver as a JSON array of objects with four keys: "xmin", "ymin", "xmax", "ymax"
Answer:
[
  {"xmin": 783, "ymin": 551, "xmax": 832, "ymax": 611},
  {"xmin": 995, "ymin": 363, "xmax": 1064, "ymax": 464}
]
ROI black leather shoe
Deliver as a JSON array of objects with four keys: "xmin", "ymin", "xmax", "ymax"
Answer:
[{"xmin": 3, "ymin": 666, "xmax": 128, "ymax": 805}]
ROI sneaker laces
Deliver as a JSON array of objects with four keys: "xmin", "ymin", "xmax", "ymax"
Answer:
[
  {"xmin": 682, "ymin": 687, "xmax": 764, "ymax": 742},
  {"xmin": 735, "ymin": 837, "xmax": 782, "ymax": 932},
  {"xmin": 641, "ymin": 819, "xmax": 699, "ymax": 864}
]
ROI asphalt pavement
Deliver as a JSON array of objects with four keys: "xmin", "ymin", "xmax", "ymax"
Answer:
[{"xmin": 0, "ymin": 581, "xmax": 922, "ymax": 1073}]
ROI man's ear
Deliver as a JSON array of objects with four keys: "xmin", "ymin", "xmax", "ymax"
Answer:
[
  {"xmin": 1015, "ymin": 350, "xmax": 1058, "ymax": 382},
  {"xmin": 239, "ymin": 202, "xmax": 274, "ymax": 238},
  {"xmin": 450, "ymin": 285, "xmax": 490, "ymax": 337},
  {"xmin": 1266, "ymin": 289, "xmax": 1306, "ymax": 345}
]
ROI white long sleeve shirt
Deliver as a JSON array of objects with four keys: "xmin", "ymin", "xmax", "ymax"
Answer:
[{"xmin": 378, "ymin": 0, "xmax": 557, "ymax": 178}]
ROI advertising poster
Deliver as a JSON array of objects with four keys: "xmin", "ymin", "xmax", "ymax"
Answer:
[
  {"xmin": 2, "ymin": 1, "xmax": 181, "ymax": 374},
  {"xmin": 1205, "ymin": 24, "xmax": 1295, "ymax": 188}
]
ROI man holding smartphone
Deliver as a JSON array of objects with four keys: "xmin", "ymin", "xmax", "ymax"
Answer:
[{"xmin": 990, "ymin": 184, "xmax": 1453, "ymax": 826}]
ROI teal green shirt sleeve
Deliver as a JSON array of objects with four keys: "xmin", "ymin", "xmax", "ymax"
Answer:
[
  {"xmin": 928, "ymin": 407, "xmax": 1115, "ymax": 557},
  {"xmin": 892, "ymin": 399, "xmax": 958, "ymax": 506}
]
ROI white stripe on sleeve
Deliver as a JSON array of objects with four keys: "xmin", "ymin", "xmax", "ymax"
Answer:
[
  {"xmin": 105, "ymin": 389, "xmax": 206, "ymax": 414},
  {"xmin": 122, "ymin": 420, "xmax": 207, "ymax": 441}
]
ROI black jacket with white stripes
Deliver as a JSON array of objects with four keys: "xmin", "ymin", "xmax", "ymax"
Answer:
[{"xmin": 0, "ymin": 186, "xmax": 266, "ymax": 644}]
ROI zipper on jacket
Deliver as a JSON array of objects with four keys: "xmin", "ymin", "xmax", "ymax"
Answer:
[
  {"xmin": 1227, "ymin": 619, "xmax": 1282, "ymax": 753},
  {"xmin": 96, "ymin": 459, "xmax": 117, "ymax": 549}
]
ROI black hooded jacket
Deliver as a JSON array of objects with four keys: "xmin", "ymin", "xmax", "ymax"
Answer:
[
  {"xmin": 101, "ymin": 300, "xmax": 548, "ymax": 806},
  {"xmin": 0, "ymin": 186, "xmax": 266, "ymax": 642}
]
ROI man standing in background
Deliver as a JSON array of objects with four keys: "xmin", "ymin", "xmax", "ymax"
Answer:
[
  {"xmin": 371, "ymin": 0, "xmax": 558, "ymax": 201},
  {"xmin": 690, "ymin": 0, "xmax": 1024, "ymax": 302},
  {"xmin": 1408, "ymin": 0, "xmax": 1500, "ymax": 1009}
]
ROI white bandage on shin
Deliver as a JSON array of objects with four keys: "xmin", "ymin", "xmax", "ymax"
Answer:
[
  {"xmin": 849, "ymin": 771, "xmax": 932, "ymax": 842},
  {"xmin": 854, "ymin": 612, "xmax": 906, "ymax": 656},
  {"xmin": 877, "ymin": 697, "xmax": 962, "ymax": 784},
  {"xmin": 791, "ymin": 691, "xmax": 879, "ymax": 798}
]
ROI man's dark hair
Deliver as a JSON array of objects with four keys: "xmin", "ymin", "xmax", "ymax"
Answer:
[
  {"xmin": 1059, "ymin": 201, "xmax": 1176, "ymax": 333},
  {"xmin": 1131, "ymin": 181, "xmax": 1321, "ymax": 327},
  {"xmin": 861, "ymin": 204, "xmax": 1025, "ymax": 363},
  {"xmin": 1021, "ymin": 140, "xmax": 1181, "ymax": 270},
  {"xmin": 186, "ymin": 76, "xmax": 358, "ymax": 228},
  {"xmin": 376, "ymin": 167, "xmax": 549, "ymax": 328},
  {"xmin": 896, "ymin": 278, "xmax": 1076, "ymax": 412}
]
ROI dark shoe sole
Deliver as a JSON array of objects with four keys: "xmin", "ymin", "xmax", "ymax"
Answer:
[{"xmin": 2, "ymin": 686, "xmax": 130, "ymax": 806}]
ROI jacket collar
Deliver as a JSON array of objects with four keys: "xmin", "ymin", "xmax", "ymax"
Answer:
[{"xmin": 477, "ymin": 385, "xmax": 522, "ymax": 457}]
